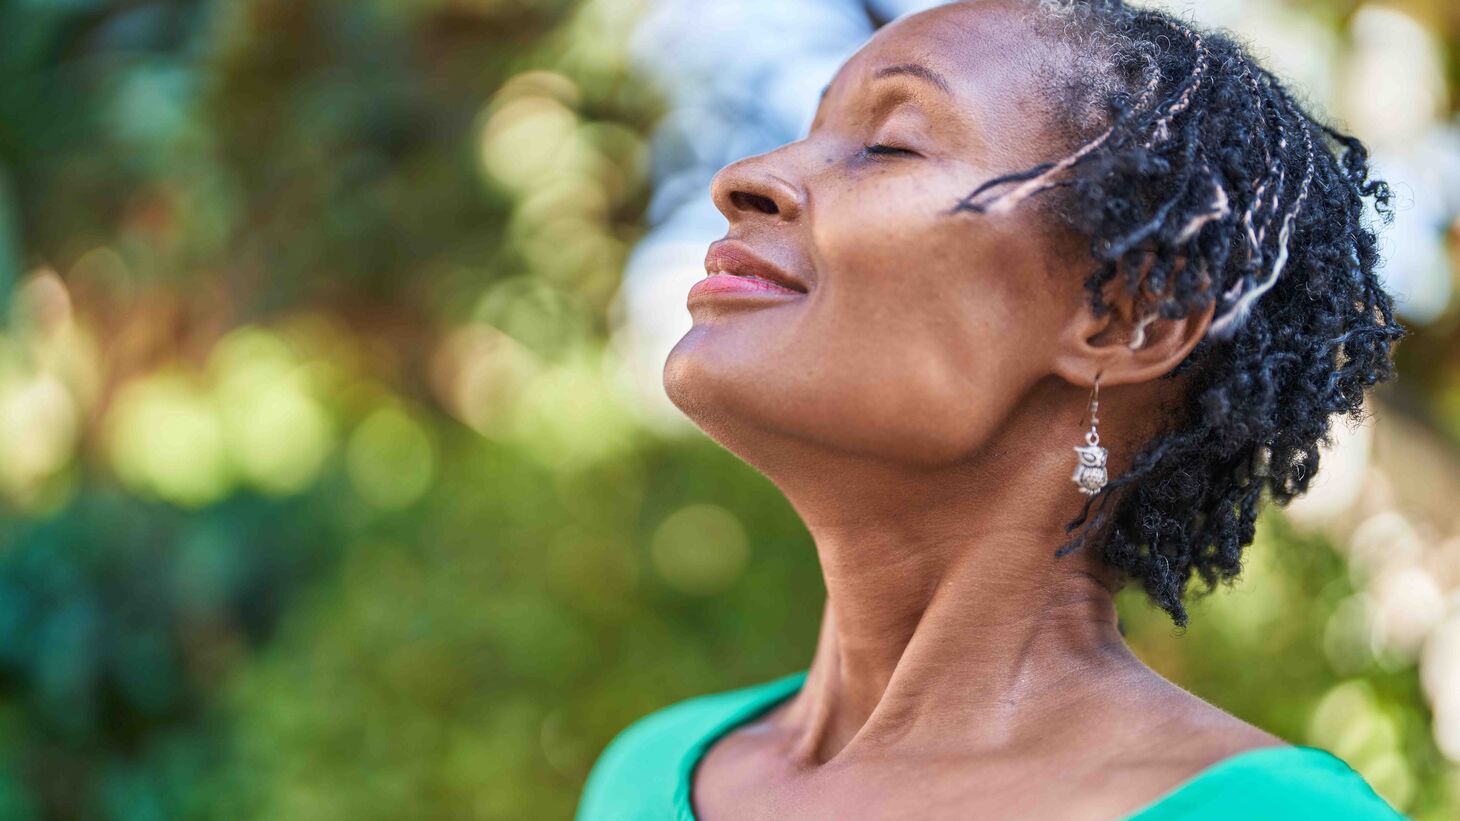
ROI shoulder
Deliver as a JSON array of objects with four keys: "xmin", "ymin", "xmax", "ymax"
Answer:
[
  {"xmin": 575, "ymin": 672, "xmax": 806, "ymax": 821},
  {"xmin": 1094, "ymin": 672, "xmax": 1404, "ymax": 818},
  {"xmin": 1129, "ymin": 745, "xmax": 1411, "ymax": 821}
]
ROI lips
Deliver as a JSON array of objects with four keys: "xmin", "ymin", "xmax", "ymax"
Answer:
[{"xmin": 701, "ymin": 241, "xmax": 809, "ymax": 294}]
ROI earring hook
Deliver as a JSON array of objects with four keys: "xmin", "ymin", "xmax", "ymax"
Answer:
[{"xmin": 1072, "ymin": 373, "xmax": 1110, "ymax": 496}]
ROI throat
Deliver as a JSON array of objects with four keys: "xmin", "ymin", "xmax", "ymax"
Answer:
[{"xmin": 779, "ymin": 534, "xmax": 1129, "ymax": 766}]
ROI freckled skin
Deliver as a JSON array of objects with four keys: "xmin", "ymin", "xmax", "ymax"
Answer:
[{"xmin": 665, "ymin": 2, "xmax": 1283, "ymax": 820}]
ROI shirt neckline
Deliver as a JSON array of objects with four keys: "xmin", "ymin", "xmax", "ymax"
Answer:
[
  {"xmin": 674, "ymin": 671, "xmax": 807, "ymax": 820},
  {"xmin": 673, "ymin": 670, "xmax": 1342, "ymax": 820}
]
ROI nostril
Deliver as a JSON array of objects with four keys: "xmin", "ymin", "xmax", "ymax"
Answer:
[{"xmin": 730, "ymin": 191, "xmax": 780, "ymax": 215}]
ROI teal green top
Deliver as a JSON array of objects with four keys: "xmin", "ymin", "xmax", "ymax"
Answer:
[{"xmin": 576, "ymin": 671, "xmax": 1409, "ymax": 821}]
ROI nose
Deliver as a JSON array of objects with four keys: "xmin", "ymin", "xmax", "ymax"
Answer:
[{"xmin": 710, "ymin": 151, "xmax": 805, "ymax": 224}]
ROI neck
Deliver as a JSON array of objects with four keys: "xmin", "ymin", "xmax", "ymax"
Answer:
[{"xmin": 756, "ymin": 394, "xmax": 1139, "ymax": 765}]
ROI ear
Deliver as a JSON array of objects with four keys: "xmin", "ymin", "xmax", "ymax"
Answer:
[{"xmin": 1050, "ymin": 255, "xmax": 1214, "ymax": 389}]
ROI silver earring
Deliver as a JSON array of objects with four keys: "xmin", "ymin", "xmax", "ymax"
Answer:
[{"xmin": 1072, "ymin": 376, "xmax": 1108, "ymax": 496}]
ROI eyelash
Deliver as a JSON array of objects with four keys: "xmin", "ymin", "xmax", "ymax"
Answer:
[{"xmin": 861, "ymin": 143, "xmax": 918, "ymax": 159}]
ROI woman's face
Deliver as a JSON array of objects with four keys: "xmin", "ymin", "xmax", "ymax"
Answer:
[{"xmin": 664, "ymin": 1, "xmax": 1092, "ymax": 467}]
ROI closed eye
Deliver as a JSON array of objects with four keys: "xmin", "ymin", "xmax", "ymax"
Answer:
[{"xmin": 861, "ymin": 143, "xmax": 919, "ymax": 159}]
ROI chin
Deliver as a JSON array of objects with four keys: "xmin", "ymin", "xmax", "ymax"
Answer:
[
  {"xmin": 662, "ymin": 327, "xmax": 744, "ymax": 438},
  {"xmin": 661, "ymin": 326, "xmax": 815, "ymax": 476},
  {"xmin": 665, "ymin": 329, "xmax": 992, "ymax": 472}
]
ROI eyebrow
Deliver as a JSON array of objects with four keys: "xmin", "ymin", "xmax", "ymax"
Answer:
[
  {"xmin": 873, "ymin": 63, "xmax": 952, "ymax": 95},
  {"xmin": 815, "ymin": 62, "xmax": 953, "ymax": 106}
]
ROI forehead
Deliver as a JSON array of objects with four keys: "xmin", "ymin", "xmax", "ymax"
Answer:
[
  {"xmin": 839, "ymin": 1, "xmax": 1056, "ymax": 93},
  {"xmin": 825, "ymin": 1, "xmax": 1074, "ymax": 153}
]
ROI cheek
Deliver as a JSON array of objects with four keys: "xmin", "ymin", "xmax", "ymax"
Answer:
[
  {"xmin": 785, "ymin": 170, "xmax": 1068, "ymax": 455},
  {"xmin": 663, "ymin": 164, "xmax": 1079, "ymax": 467}
]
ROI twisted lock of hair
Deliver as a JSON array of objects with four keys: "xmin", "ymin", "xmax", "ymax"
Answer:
[{"xmin": 962, "ymin": 0, "xmax": 1403, "ymax": 625}]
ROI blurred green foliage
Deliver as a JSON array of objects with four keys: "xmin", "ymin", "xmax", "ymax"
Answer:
[{"xmin": 0, "ymin": 0, "xmax": 1457, "ymax": 819}]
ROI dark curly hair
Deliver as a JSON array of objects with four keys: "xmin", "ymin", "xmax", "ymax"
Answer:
[{"xmin": 953, "ymin": 0, "xmax": 1405, "ymax": 626}]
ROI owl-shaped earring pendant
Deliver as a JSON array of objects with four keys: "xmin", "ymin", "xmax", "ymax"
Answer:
[
  {"xmin": 1072, "ymin": 429, "xmax": 1108, "ymax": 496},
  {"xmin": 1071, "ymin": 377, "xmax": 1107, "ymax": 496}
]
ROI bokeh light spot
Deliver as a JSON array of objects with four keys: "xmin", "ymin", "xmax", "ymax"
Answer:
[
  {"xmin": 346, "ymin": 404, "xmax": 437, "ymax": 511},
  {"xmin": 650, "ymin": 503, "xmax": 749, "ymax": 596},
  {"xmin": 106, "ymin": 373, "xmax": 232, "ymax": 507}
]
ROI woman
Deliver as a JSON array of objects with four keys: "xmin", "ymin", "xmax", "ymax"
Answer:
[{"xmin": 578, "ymin": 0, "xmax": 1409, "ymax": 818}]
